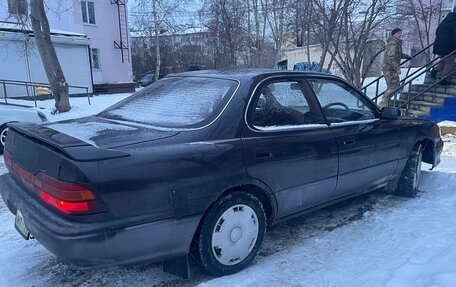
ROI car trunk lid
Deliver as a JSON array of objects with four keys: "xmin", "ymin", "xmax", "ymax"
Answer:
[{"xmin": 7, "ymin": 116, "xmax": 179, "ymax": 161}]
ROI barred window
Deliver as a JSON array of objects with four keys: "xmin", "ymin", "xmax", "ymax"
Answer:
[{"xmin": 91, "ymin": 48, "xmax": 100, "ymax": 69}]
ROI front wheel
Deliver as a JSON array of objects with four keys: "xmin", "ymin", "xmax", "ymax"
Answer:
[
  {"xmin": 394, "ymin": 144, "xmax": 423, "ymax": 197},
  {"xmin": 195, "ymin": 192, "xmax": 266, "ymax": 276},
  {"xmin": 0, "ymin": 124, "xmax": 8, "ymax": 154}
]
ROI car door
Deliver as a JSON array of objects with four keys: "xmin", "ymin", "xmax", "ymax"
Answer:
[
  {"xmin": 307, "ymin": 78, "xmax": 401, "ymax": 200},
  {"xmin": 242, "ymin": 78, "xmax": 339, "ymax": 218}
]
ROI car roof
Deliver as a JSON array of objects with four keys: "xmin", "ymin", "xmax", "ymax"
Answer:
[{"xmin": 166, "ymin": 69, "xmax": 341, "ymax": 83}]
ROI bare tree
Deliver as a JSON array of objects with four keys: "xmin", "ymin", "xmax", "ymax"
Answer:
[
  {"xmin": 261, "ymin": 0, "xmax": 290, "ymax": 62},
  {"xmin": 132, "ymin": 0, "xmax": 185, "ymax": 81},
  {"xmin": 30, "ymin": 0, "xmax": 70, "ymax": 113},
  {"xmin": 328, "ymin": 0, "xmax": 394, "ymax": 87},
  {"xmin": 398, "ymin": 0, "xmax": 444, "ymax": 61},
  {"xmin": 312, "ymin": 0, "xmax": 350, "ymax": 72},
  {"xmin": 201, "ymin": 0, "xmax": 249, "ymax": 69},
  {"xmin": 245, "ymin": 0, "xmax": 269, "ymax": 67}
]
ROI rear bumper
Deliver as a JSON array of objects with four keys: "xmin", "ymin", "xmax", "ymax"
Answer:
[{"xmin": 0, "ymin": 173, "xmax": 200, "ymax": 268}]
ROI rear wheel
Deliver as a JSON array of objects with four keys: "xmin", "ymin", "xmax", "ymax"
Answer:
[
  {"xmin": 195, "ymin": 192, "xmax": 266, "ymax": 276},
  {"xmin": 0, "ymin": 124, "xmax": 8, "ymax": 154},
  {"xmin": 394, "ymin": 144, "xmax": 423, "ymax": 197}
]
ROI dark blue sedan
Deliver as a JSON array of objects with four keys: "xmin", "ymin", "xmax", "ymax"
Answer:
[{"xmin": 0, "ymin": 70, "xmax": 443, "ymax": 278}]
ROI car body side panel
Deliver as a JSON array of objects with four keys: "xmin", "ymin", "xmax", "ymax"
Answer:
[
  {"xmin": 329, "ymin": 120, "xmax": 401, "ymax": 199},
  {"xmin": 242, "ymin": 127, "xmax": 339, "ymax": 219}
]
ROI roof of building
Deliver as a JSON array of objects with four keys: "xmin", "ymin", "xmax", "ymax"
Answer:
[{"xmin": 0, "ymin": 21, "xmax": 87, "ymax": 38}]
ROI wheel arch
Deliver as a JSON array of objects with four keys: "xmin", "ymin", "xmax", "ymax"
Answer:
[
  {"xmin": 0, "ymin": 122, "xmax": 12, "ymax": 150},
  {"xmin": 189, "ymin": 182, "xmax": 277, "ymax": 255}
]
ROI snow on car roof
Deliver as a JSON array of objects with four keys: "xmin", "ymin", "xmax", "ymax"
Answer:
[{"xmin": 169, "ymin": 69, "xmax": 341, "ymax": 82}]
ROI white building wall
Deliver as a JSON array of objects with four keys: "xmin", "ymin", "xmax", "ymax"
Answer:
[
  {"xmin": 0, "ymin": 32, "xmax": 93, "ymax": 97},
  {"xmin": 72, "ymin": 0, "xmax": 132, "ymax": 84},
  {"xmin": 0, "ymin": 0, "xmax": 132, "ymax": 85}
]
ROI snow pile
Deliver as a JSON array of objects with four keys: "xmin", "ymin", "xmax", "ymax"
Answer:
[
  {"xmin": 442, "ymin": 134, "xmax": 456, "ymax": 156},
  {"xmin": 439, "ymin": 121, "xmax": 456, "ymax": 128},
  {"xmin": 5, "ymin": 93, "xmax": 131, "ymax": 122}
]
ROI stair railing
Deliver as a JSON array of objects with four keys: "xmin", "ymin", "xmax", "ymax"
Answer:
[
  {"xmin": 370, "ymin": 55, "xmax": 442, "ymax": 104},
  {"xmin": 0, "ymin": 79, "xmax": 91, "ymax": 107},
  {"xmin": 373, "ymin": 49, "xmax": 456, "ymax": 115},
  {"xmin": 362, "ymin": 42, "xmax": 434, "ymax": 104},
  {"xmin": 397, "ymin": 52, "xmax": 456, "ymax": 113}
]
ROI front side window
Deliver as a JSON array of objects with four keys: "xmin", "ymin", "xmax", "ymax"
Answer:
[
  {"xmin": 249, "ymin": 80, "xmax": 325, "ymax": 129},
  {"xmin": 99, "ymin": 77, "xmax": 238, "ymax": 128},
  {"xmin": 81, "ymin": 1, "xmax": 96, "ymax": 24},
  {"xmin": 8, "ymin": 0, "xmax": 27, "ymax": 15},
  {"xmin": 91, "ymin": 48, "xmax": 100, "ymax": 69},
  {"xmin": 308, "ymin": 79, "xmax": 376, "ymax": 124}
]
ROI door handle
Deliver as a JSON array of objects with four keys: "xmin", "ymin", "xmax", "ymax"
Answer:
[
  {"xmin": 255, "ymin": 152, "xmax": 272, "ymax": 159},
  {"xmin": 342, "ymin": 137, "xmax": 356, "ymax": 145}
]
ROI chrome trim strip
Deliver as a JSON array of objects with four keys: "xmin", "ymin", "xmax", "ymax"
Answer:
[{"xmin": 244, "ymin": 75, "xmax": 380, "ymax": 133}]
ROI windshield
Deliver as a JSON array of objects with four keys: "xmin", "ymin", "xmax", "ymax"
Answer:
[{"xmin": 99, "ymin": 76, "xmax": 238, "ymax": 128}]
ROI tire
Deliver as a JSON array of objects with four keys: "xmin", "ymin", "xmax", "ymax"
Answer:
[
  {"xmin": 195, "ymin": 192, "xmax": 266, "ymax": 276},
  {"xmin": 394, "ymin": 144, "xmax": 423, "ymax": 197},
  {"xmin": 0, "ymin": 124, "xmax": 8, "ymax": 155}
]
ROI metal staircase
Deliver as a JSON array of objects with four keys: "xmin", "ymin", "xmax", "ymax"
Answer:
[
  {"xmin": 111, "ymin": 0, "xmax": 130, "ymax": 63},
  {"xmin": 362, "ymin": 43, "xmax": 456, "ymax": 122}
]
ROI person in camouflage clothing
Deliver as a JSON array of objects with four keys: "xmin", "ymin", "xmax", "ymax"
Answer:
[{"xmin": 380, "ymin": 28, "xmax": 412, "ymax": 108}]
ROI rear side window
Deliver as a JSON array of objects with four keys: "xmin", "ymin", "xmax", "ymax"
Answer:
[
  {"xmin": 249, "ymin": 80, "xmax": 325, "ymax": 129},
  {"xmin": 99, "ymin": 77, "xmax": 237, "ymax": 128}
]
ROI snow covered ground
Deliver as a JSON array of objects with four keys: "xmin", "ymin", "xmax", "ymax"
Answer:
[
  {"xmin": 4, "ymin": 92, "xmax": 131, "ymax": 122},
  {"xmin": 1, "ymin": 95, "xmax": 456, "ymax": 287}
]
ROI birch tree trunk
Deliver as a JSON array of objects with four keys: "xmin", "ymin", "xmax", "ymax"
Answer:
[{"xmin": 30, "ymin": 0, "xmax": 70, "ymax": 113}]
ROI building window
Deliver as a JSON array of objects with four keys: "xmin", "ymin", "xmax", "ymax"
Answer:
[
  {"xmin": 91, "ymin": 48, "xmax": 100, "ymax": 69},
  {"xmin": 384, "ymin": 29, "xmax": 392, "ymax": 39},
  {"xmin": 8, "ymin": 0, "xmax": 27, "ymax": 15},
  {"xmin": 81, "ymin": 1, "xmax": 96, "ymax": 25}
]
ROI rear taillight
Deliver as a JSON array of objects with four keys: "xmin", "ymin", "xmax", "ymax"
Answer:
[
  {"xmin": 40, "ymin": 190, "xmax": 105, "ymax": 215},
  {"xmin": 34, "ymin": 173, "xmax": 105, "ymax": 215},
  {"xmin": 6, "ymin": 151, "xmax": 104, "ymax": 215}
]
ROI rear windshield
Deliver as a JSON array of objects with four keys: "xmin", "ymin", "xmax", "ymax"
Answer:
[{"xmin": 99, "ymin": 77, "xmax": 238, "ymax": 128}]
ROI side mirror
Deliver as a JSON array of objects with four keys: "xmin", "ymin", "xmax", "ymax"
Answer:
[{"xmin": 381, "ymin": 107, "xmax": 401, "ymax": 120}]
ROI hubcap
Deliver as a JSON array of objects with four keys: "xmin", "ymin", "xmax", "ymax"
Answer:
[
  {"xmin": 211, "ymin": 204, "xmax": 259, "ymax": 266},
  {"xmin": 0, "ymin": 127, "xmax": 8, "ymax": 147},
  {"xmin": 230, "ymin": 227, "xmax": 242, "ymax": 243}
]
